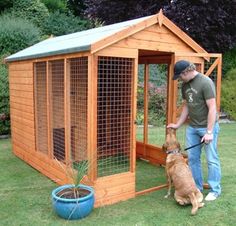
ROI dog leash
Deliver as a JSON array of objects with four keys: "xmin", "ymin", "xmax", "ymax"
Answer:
[{"xmin": 184, "ymin": 140, "xmax": 204, "ymax": 151}]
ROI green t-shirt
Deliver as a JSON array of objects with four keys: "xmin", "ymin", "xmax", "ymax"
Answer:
[{"xmin": 181, "ymin": 73, "xmax": 216, "ymax": 127}]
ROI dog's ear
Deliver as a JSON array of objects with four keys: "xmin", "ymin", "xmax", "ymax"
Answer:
[
  {"xmin": 177, "ymin": 142, "xmax": 181, "ymax": 150},
  {"xmin": 162, "ymin": 144, "xmax": 167, "ymax": 152}
]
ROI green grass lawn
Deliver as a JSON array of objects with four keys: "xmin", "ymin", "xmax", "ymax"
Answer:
[{"xmin": 0, "ymin": 123, "xmax": 236, "ymax": 226}]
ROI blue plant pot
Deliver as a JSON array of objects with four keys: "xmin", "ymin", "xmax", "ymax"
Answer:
[{"xmin": 52, "ymin": 184, "xmax": 95, "ymax": 220}]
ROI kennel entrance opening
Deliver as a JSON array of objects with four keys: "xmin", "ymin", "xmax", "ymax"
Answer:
[{"xmin": 135, "ymin": 51, "xmax": 172, "ymax": 193}]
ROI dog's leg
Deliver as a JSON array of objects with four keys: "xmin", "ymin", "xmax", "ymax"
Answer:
[
  {"xmin": 165, "ymin": 172, "xmax": 172, "ymax": 198},
  {"xmin": 196, "ymin": 189, "xmax": 205, "ymax": 208},
  {"xmin": 189, "ymin": 192, "xmax": 199, "ymax": 215},
  {"xmin": 174, "ymin": 194, "xmax": 190, "ymax": 205}
]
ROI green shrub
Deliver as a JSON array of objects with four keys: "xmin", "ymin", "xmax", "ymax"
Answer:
[
  {"xmin": 0, "ymin": 0, "xmax": 14, "ymax": 13},
  {"xmin": 8, "ymin": 0, "xmax": 49, "ymax": 28},
  {"xmin": 41, "ymin": 0, "xmax": 67, "ymax": 13},
  {"xmin": 42, "ymin": 11, "xmax": 92, "ymax": 36},
  {"xmin": 222, "ymin": 47, "xmax": 236, "ymax": 76},
  {"xmin": 137, "ymin": 64, "xmax": 168, "ymax": 126},
  {"xmin": 137, "ymin": 83, "xmax": 167, "ymax": 126},
  {"xmin": 0, "ymin": 56, "xmax": 10, "ymax": 135},
  {"xmin": 221, "ymin": 68, "xmax": 236, "ymax": 120},
  {"xmin": 0, "ymin": 14, "xmax": 41, "ymax": 135},
  {"xmin": 0, "ymin": 15, "xmax": 41, "ymax": 54}
]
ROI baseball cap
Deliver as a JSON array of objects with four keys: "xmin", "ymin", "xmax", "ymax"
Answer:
[{"xmin": 173, "ymin": 60, "xmax": 191, "ymax": 80}]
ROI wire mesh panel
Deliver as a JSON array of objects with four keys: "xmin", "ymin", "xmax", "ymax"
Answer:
[
  {"xmin": 34, "ymin": 62, "xmax": 48, "ymax": 154},
  {"xmin": 69, "ymin": 57, "xmax": 88, "ymax": 164},
  {"xmin": 204, "ymin": 58, "xmax": 218, "ymax": 85},
  {"xmin": 136, "ymin": 64, "xmax": 144, "ymax": 142},
  {"xmin": 147, "ymin": 64, "xmax": 168, "ymax": 145},
  {"xmin": 97, "ymin": 56, "xmax": 133, "ymax": 177},
  {"xmin": 50, "ymin": 60, "xmax": 65, "ymax": 161}
]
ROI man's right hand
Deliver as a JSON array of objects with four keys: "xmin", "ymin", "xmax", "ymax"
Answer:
[{"xmin": 167, "ymin": 123, "xmax": 179, "ymax": 129}]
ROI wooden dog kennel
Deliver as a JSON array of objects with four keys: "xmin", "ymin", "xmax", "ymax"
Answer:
[{"xmin": 6, "ymin": 10, "xmax": 222, "ymax": 206}]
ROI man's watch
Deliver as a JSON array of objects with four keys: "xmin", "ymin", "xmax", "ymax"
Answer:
[{"xmin": 207, "ymin": 130, "xmax": 212, "ymax": 135}]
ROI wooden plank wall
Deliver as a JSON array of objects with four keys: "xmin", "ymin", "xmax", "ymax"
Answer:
[
  {"xmin": 9, "ymin": 62, "xmax": 35, "ymax": 153},
  {"xmin": 94, "ymin": 172, "xmax": 135, "ymax": 207},
  {"xmin": 113, "ymin": 24, "xmax": 194, "ymax": 53},
  {"xmin": 8, "ymin": 61, "xmax": 69, "ymax": 185}
]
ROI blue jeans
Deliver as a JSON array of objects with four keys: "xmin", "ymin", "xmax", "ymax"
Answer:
[{"xmin": 186, "ymin": 122, "xmax": 221, "ymax": 195}]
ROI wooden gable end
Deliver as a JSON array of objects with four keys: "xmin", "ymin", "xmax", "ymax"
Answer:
[{"xmin": 111, "ymin": 23, "xmax": 194, "ymax": 53}]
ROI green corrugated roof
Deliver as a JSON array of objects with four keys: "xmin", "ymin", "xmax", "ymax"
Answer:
[{"xmin": 5, "ymin": 15, "xmax": 152, "ymax": 62}]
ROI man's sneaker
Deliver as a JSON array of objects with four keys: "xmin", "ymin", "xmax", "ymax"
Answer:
[{"xmin": 205, "ymin": 192, "xmax": 219, "ymax": 201}]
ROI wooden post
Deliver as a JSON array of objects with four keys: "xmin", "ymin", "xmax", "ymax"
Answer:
[
  {"xmin": 131, "ymin": 57, "xmax": 138, "ymax": 173},
  {"xmin": 88, "ymin": 55, "xmax": 98, "ymax": 181},
  {"xmin": 64, "ymin": 59, "xmax": 71, "ymax": 165},
  {"xmin": 47, "ymin": 61, "xmax": 53, "ymax": 159},
  {"xmin": 144, "ymin": 64, "xmax": 149, "ymax": 156},
  {"xmin": 167, "ymin": 54, "xmax": 176, "ymax": 125},
  {"xmin": 33, "ymin": 63, "xmax": 38, "ymax": 152},
  {"xmin": 216, "ymin": 55, "xmax": 222, "ymax": 112}
]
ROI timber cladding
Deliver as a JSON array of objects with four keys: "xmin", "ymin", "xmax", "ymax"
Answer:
[
  {"xmin": 9, "ymin": 62, "xmax": 35, "ymax": 154},
  {"xmin": 9, "ymin": 56, "xmax": 136, "ymax": 206}
]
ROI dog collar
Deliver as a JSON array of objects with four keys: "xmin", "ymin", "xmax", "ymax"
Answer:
[{"xmin": 166, "ymin": 149, "xmax": 180, "ymax": 155}]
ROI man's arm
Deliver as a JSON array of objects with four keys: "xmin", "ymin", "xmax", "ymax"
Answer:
[
  {"xmin": 201, "ymin": 98, "xmax": 216, "ymax": 143},
  {"xmin": 167, "ymin": 101, "xmax": 189, "ymax": 129}
]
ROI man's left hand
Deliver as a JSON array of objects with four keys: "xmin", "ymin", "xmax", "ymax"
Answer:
[{"xmin": 201, "ymin": 133, "xmax": 213, "ymax": 144}]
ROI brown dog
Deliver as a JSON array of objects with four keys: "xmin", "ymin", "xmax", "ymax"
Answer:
[{"xmin": 163, "ymin": 128, "xmax": 204, "ymax": 215}]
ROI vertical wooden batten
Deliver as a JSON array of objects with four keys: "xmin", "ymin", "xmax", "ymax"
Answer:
[
  {"xmin": 216, "ymin": 55, "xmax": 222, "ymax": 112},
  {"xmin": 131, "ymin": 57, "xmax": 138, "ymax": 173},
  {"xmin": 88, "ymin": 55, "xmax": 98, "ymax": 181},
  {"xmin": 33, "ymin": 63, "xmax": 38, "ymax": 152},
  {"xmin": 64, "ymin": 58, "xmax": 71, "ymax": 165},
  {"xmin": 144, "ymin": 64, "xmax": 149, "ymax": 156},
  {"xmin": 167, "ymin": 54, "xmax": 176, "ymax": 124},
  {"xmin": 47, "ymin": 61, "xmax": 53, "ymax": 159}
]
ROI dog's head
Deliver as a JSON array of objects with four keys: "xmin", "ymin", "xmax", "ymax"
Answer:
[{"xmin": 162, "ymin": 128, "xmax": 181, "ymax": 153}]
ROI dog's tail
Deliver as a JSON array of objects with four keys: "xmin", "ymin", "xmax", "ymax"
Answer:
[{"xmin": 189, "ymin": 192, "xmax": 198, "ymax": 215}]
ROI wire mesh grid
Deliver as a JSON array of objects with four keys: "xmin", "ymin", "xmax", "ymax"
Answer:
[
  {"xmin": 50, "ymin": 59, "xmax": 65, "ymax": 161},
  {"xmin": 147, "ymin": 64, "xmax": 168, "ymax": 145},
  {"xmin": 204, "ymin": 58, "xmax": 218, "ymax": 87},
  {"xmin": 97, "ymin": 56, "xmax": 133, "ymax": 177},
  {"xmin": 69, "ymin": 57, "xmax": 88, "ymax": 164},
  {"xmin": 34, "ymin": 62, "xmax": 48, "ymax": 154}
]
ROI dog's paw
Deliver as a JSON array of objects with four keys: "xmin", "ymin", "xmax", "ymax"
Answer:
[
  {"xmin": 199, "ymin": 202, "xmax": 205, "ymax": 208},
  {"xmin": 164, "ymin": 194, "xmax": 170, "ymax": 198}
]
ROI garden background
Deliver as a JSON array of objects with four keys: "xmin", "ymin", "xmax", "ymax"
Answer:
[{"xmin": 0, "ymin": 0, "xmax": 236, "ymax": 135}]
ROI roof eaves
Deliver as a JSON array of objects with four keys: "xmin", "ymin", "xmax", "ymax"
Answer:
[
  {"xmin": 5, "ymin": 45, "xmax": 91, "ymax": 62},
  {"xmin": 91, "ymin": 14, "xmax": 158, "ymax": 54}
]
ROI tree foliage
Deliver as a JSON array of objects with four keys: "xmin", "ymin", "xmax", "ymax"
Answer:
[
  {"xmin": 41, "ymin": 0, "xmax": 67, "ymax": 13},
  {"xmin": 84, "ymin": 0, "xmax": 170, "ymax": 25},
  {"xmin": 222, "ymin": 47, "xmax": 236, "ymax": 75},
  {"xmin": 221, "ymin": 68, "xmax": 236, "ymax": 120},
  {"xmin": 165, "ymin": 0, "xmax": 236, "ymax": 53},
  {"xmin": 0, "ymin": 15, "xmax": 41, "ymax": 54},
  {"xmin": 84, "ymin": 0, "xmax": 236, "ymax": 53},
  {"xmin": 67, "ymin": 0, "xmax": 88, "ymax": 17},
  {"xmin": 8, "ymin": 0, "xmax": 49, "ymax": 28},
  {"xmin": 42, "ymin": 11, "xmax": 92, "ymax": 36},
  {"xmin": 0, "ymin": 0, "xmax": 14, "ymax": 14},
  {"xmin": 0, "ymin": 55, "xmax": 10, "ymax": 135}
]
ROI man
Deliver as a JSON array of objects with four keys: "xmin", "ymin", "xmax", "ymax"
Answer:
[{"xmin": 167, "ymin": 60, "xmax": 221, "ymax": 201}]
